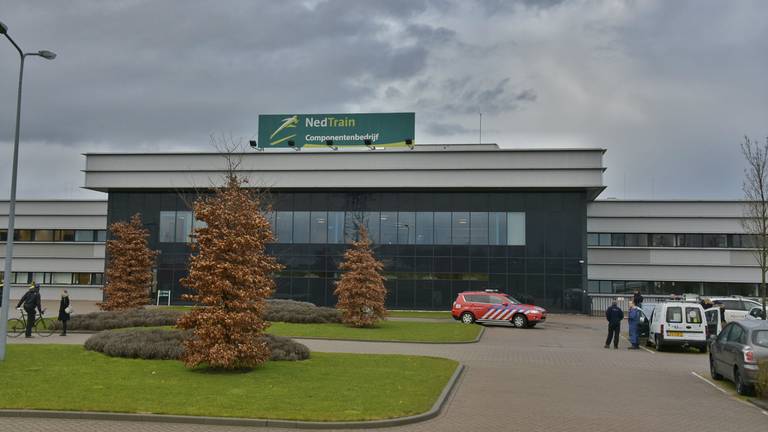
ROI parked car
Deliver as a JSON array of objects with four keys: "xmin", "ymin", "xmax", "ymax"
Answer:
[
  {"xmin": 707, "ymin": 296, "xmax": 763, "ymax": 322},
  {"xmin": 647, "ymin": 301, "xmax": 708, "ymax": 352},
  {"xmin": 451, "ymin": 291, "xmax": 547, "ymax": 328},
  {"xmin": 745, "ymin": 305, "xmax": 767, "ymax": 320},
  {"xmin": 708, "ymin": 320, "xmax": 768, "ymax": 396}
]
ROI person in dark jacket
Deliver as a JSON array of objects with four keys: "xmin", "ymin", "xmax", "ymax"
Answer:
[
  {"xmin": 604, "ymin": 300, "xmax": 624, "ymax": 349},
  {"xmin": 16, "ymin": 283, "xmax": 43, "ymax": 338},
  {"xmin": 58, "ymin": 289, "xmax": 71, "ymax": 336},
  {"xmin": 632, "ymin": 290, "xmax": 643, "ymax": 307}
]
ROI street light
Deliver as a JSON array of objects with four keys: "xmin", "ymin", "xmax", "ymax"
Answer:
[{"xmin": 0, "ymin": 21, "xmax": 56, "ymax": 361}]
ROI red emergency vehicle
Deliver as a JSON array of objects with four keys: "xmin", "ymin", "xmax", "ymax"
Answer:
[{"xmin": 452, "ymin": 290, "xmax": 547, "ymax": 328}]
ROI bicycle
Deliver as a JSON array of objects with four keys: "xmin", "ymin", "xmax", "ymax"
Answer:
[{"xmin": 7, "ymin": 308, "xmax": 54, "ymax": 338}]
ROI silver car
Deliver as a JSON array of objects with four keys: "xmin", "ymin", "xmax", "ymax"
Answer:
[{"xmin": 709, "ymin": 320, "xmax": 768, "ymax": 396}]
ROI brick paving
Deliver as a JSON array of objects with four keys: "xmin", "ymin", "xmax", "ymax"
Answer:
[{"xmin": 4, "ymin": 314, "xmax": 768, "ymax": 431}]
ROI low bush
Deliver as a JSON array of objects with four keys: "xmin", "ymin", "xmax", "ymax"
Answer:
[
  {"xmin": 757, "ymin": 360, "xmax": 768, "ymax": 398},
  {"xmin": 264, "ymin": 299, "xmax": 340, "ymax": 324},
  {"xmin": 85, "ymin": 328, "xmax": 310, "ymax": 361},
  {"xmin": 61, "ymin": 299, "xmax": 340, "ymax": 331}
]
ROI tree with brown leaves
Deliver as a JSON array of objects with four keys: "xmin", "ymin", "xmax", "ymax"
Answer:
[
  {"xmin": 100, "ymin": 214, "xmax": 158, "ymax": 311},
  {"xmin": 334, "ymin": 224, "xmax": 388, "ymax": 327},
  {"xmin": 177, "ymin": 175, "xmax": 284, "ymax": 369}
]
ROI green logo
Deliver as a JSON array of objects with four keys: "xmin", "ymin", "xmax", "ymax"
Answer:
[{"xmin": 269, "ymin": 115, "xmax": 299, "ymax": 146}]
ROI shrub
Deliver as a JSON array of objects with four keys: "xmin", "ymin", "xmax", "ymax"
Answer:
[
  {"xmin": 757, "ymin": 360, "xmax": 768, "ymax": 399},
  {"xmin": 85, "ymin": 328, "xmax": 310, "ymax": 361},
  {"xmin": 265, "ymin": 299, "xmax": 340, "ymax": 324},
  {"xmin": 56, "ymin": 308, "xmax": 184, "ymax": 331}
]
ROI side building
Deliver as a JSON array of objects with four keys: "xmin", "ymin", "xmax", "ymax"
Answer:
[
  {"xmin": 0, "ymin": 200, "xmax": 107, "ymax": 306},
  {"xmin": 587, "ymin": 200, "xmax": 760, "ymax": 299},
  {"xmin": 84, "ymin": 144, "xmax": 605, "ymax": 313}
]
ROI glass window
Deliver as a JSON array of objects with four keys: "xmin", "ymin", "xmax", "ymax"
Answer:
[
  {"xmin": 727, "ymin": 324, "xmax": 745, "ymax": 343},
  {"xmin": 175, "ymin": 211, "xmax": 193, "ymax": 243},
  {"xmin": 489, "ymin": 212, "xmax": 507, "ymax": 246},
  {"xmin": 397, "ymin": 212, "xmax": 415, "ymax": 244},
  {"xmin": 379, "ymin": 212, "xmax": 398, "ymax": 244},
  {"xmin": 470, "ymin": 212, "xmax": 489, "ymax": 245},
  {"xmin": 587, "ymin": 233, "xmax": 599, "ymax": 246},
  {"xmin": 15, "ymin": 230, "xmax": 33, "ymax": 241},
  {"xmin": 415, "ymin": 212, "xmax": 434, "ymax": 245},
  {"xmin": 91, "ymin": 273, "xmax": 105, "ymax": 285},
  {"xmin": 35, "ymin": 230, "xmax": 54, "ymax": 241},
  {"xmin": 75, "ymin": 230, "xmax": 95, "ymax": 242},
  {"xmin": 611, "ymin": 233, "xmax": 625, "ymax": 247},
  {"xmin": 434, "ymin": 212, "xmax": 451, "ymax": 245},
  {"xmin": 293, "ymin": 211, "xmax": 310, "ymax": 243},
  {"xmin": 327, "ymin": 211, "xmax": 345, "ymax": 244},
  {"xmin": 74, "ymin": 273, "xmax": 91, "ymax": 285},
  {"xmin": 685, "ymin": 307, "xmax": 702, "ymax": 324},
  {"xmin": 677, "ymin": 234, "xmax": 702, "ymax": 248},
  {"xmin": 13, "ymin": 272, "xmax": 29, "ymax": 284},
  {"xmin": 753, "ymin": 330, "xmax": 768, "ymax": 348},
  {"xmin": 588, "ymin": 280, "xmax": 600, "ymax": 293},
  {"xmin": 452, "ymin": 212, "xmax": 470, "ymax": 245},
  {"xmin": 275, "ymin": 211, "xmax": 293, "ymax": 243},
  {"xmin": 52, "ymin": 272, "xmax": 73, "ymax": 285},
  {"xmin": 666, "ymin": 307, "xmax": 683, "ymax": 323},
  {"xmin": 310, "ymin": 211, "xmax": 328, "ymax": 244},
  {"xmin": 598, "ymin": 233, "xmax": 611, "ymax": 246},
  {"xmin": 363, "ymin": 212, "xmax": 380, "ymax": 243},
  {"xmin": 0, "ymin": 230, "xmax": 6, "ymax": 241},
  {"xmin": 625, "ymin": 233, "xmax": 648, "ymax": 247},
  {"xmin": 651, "ymin": 234, "xmax": 675, "ymax": 247},
  {"xmin": 159, "ymin": 211, "xmax": 177, "ymax": 243},
  {"xmin": 32, "ymin": 272, "xmax": 48, "ymax": 284},
  {"xmin": 96, "ymin": 230, "xmax": 107, "ymax": 242},
  {"xmin": 507, "ymin": 212, "xmax": 526, "ymax": 246},
  {"xmin": 344, "ymin": 212, "xmax": 364, "ymax": 243},
  {"xmin": 703, "ymin": 234, "xmax": 727, "ymax": 248}
]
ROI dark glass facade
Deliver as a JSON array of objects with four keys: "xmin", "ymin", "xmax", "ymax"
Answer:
[{"xmin": 107, "ymin": 190, "xmax": 588, "ymax": 312}]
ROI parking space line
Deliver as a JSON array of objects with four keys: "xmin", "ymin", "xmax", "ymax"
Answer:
[
  {"xmin": 691, "ymin": 371, "xmax": 768, "ymax": 417},
  {"xmin": 620, "ymin": 335, "xmax": 655, "ymax": 354},
  {"xmin": 690, "ymin": 371, "xmax": 729, "ymax": 395}
]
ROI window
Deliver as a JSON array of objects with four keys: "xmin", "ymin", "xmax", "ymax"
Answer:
[
  {"xmin": 0, "ymin": 230, "xmax": 6, "ymax": 241},
  {"xmin": 666, "ymin": 307, "xmax": 683, "ymax": 323},
  {"xmin": 275, "ymin": 211, "xmax": 293, "ymax": 243},
  {"xmin": 91, "ymin": 273, "xmax": 105, "ymax": 285},
  {"xmin": 685, "ymin": 307, "xmax": 702, "ymax": 324},
  {"xmin": 754, "ymin": 330, "xmax": 768, "ymax": 348},
  {"xmin": 363, "ymin": 212, "xmax": 380, "ymax": 243},
  {"xmin": 15, "ymin": 230, "xmax": 33, "ymax": 241},
  {"xmin": 397, "ymin": 212, "xmax": 415, "ymax": 244},
  {"xmin": 507, "ymin": 212, "xmax": 526, "ymax": 246},
  {"xmin": 159, "ymin": 211, "xmax": 177, "ymax": 243},
  {"xmin": 727, "ymin": 324, "xmax": 745, "ymax": 344},
  {"xmin": 415, "ymin": 212, "xmax": 434, "ymax": 244},
  {"xmin": 598, "ymin": 233, "xmax": 611, "ymax": 246},
  {"xmin": 703, "ymin": 234, "xmax": 727, "ymax": 248},
  {"xmin": 489, "ymin": 212, "xmax": 507, "ymax": 246},
  {"xmin": 310, "ymin": 211, "xmax": 328, "ymax": 244},
  {"xmin": 587, "ymin": 233, "xmax": 599, "ymax": 246},
  {"xmin": 434, "ymin": 212, "xmax": 451, "ymax": 245},
  {"xmin": 75, "ymin": 230, "xmax": 95, "ymax": 242},
  {"xmin": 327, "ymin": 211, "xmax": 344, "ymax": 244},
  {"xmin": 13, "ymin": 272, "xmax": 29, "ymax": 284},
  {"xmin": 452, "ymin": 212, "xmax": 470, "ymax": 245},
  {"xmin": 52, "ymin": 272, "xmax": 73, "ymax": 285},
  {"xmin": 624, "ymin": 233, "xmax": 648, "ymax": 247},
  {"xmin": 677, "ymin": 234, "xmax": 702, "ymax": 248},
  {"xmin": 96, "ymin": 230, "xmax": 107, "ymax": 242},
  {"xmin": 651, "ymin": 234, "xmax": 675, "ymax": 247},
  {"xmin": 611, "ymin": 233, "xmax": 625, "ymax": 247},
  {"xmin": 293, "ymin": 211, "xmax": 310, "ymax": 243},
  {"xmin": 175, "ymin": 211, "xmax": 193, "ymax": 243},
  {"xmin": 379, "ymin": 212, "xmax": 398, "ymax": 244},
  {"xmin": 470, "ymin": 212, "xmax": 489, "ymax": 245},
  {"xmin": 34, "ymin": 230, "xmax": 54, "ymax": 241},
  {"xmin": 73, "ymin": 273, "xmax": 92, "ymax": 285}
]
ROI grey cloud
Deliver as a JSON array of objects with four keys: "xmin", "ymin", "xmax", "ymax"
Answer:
[{"xmin": 425, "ymin": 122, "xmax": 473, "ymax": 136}]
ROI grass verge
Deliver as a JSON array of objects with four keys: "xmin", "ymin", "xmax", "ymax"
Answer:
[
  {"xmin": 267, "ymin": 320, "xmax": 480, "ymax": 342},
  {"xmin": 0, "ymin": 345, "xmax": 458, "ymax": 421},
  {"xmin": 388, "ymin": 310, "xmax": 453, "ymax": 320}
]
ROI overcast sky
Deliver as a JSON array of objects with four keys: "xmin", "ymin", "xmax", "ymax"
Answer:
[{"xmin": 0, "ymin": 0, "xmax": 766, "ymax": 200}]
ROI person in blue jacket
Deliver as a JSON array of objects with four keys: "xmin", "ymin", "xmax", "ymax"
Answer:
[
  {"xmin": 627, "ymin": 301, "xmax": 640, "ymax": 350},
  {"xmin": 604, "ymin": 300, "xmax": 624, "ymax": 349}
]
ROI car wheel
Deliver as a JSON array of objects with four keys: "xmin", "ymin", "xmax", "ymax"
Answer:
[
  {"xmin": 460, "ymin": 312, "xmax": 475, "ymax": 324},
  {"xmin": 512, "ymin": 314, "xmax": 528, "ymax": 329},
  {"xmin": 709, "ymin": 355, "xmax": 723, "ymax": 380},
  {"xmin": 655, "ymin": 334, "xmax": 665, "ymax": 352},
  {"xmin": 735, "ymin": 369, "xmax": 755, "ymax": 396}
]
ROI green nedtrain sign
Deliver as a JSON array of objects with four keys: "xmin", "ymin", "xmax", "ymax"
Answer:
[{"xmin": 257, "ymin": 112, "xmax": 415, "ymax": 149}]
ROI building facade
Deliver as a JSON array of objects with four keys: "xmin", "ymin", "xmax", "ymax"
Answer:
[
  {"xmin": 84, "ymin": 144, "xmax": 605, "ymax": 312},
  {"xmin": 0, "ymin": 200, "xmax": 107, "ymax": 302}
]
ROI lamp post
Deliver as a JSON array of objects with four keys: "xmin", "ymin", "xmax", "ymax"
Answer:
[{"xmin": 0, "ymin": 21, "xmax": 56, "ymax": 361}]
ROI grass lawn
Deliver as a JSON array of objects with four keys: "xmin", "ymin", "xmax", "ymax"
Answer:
[
  {"xmin": 0, "ymin": 345, "xmax": 458, "ymax": 421},
  {"xmin": 388, "ymin": 310, "xmax": 453, "ymax": 320},
  {"xmin": 267, "ymin": 320, "xmax": 480, "ymax": 342}
]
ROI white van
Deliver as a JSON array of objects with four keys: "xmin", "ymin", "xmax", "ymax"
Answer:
[
  {"xmin": 706, "ymin": 296, "xmax": 763, "ymax": 322},
  {"xmin": 647, "ymin": 301, "xmax": 708, "ymax": 352}
]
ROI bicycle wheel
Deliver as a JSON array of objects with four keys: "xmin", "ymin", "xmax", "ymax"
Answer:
[
  {"xmin": 35, "ymin": 318, "xmax": 55, "ymax": 337},
  {"xmin": 7, "ymin": 318, "xmax": 25, "ymax": 338}
]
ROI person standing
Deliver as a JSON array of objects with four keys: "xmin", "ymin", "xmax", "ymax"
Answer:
[
  {"xmin": 632, "ymin": 289, "xmax": 644, "ymax": 308},
  {"xmin": 627, "ymin": 301, "xmax": 640, "ymax": 349},
  {"xmin": 605, "ymin": 300, "xmax": 624, "ymax": 349},
  {"xmin": 16, "ymin": 283, "xmax": 43, "ymax": 338},
  {"xmin": 58, "ymin": 289, "xmax": 71, "ymax": 336}
]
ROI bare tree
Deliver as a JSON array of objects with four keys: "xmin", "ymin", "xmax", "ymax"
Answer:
[{"xmin": 741, "ymin": 136, "xmax": 768, "ymax": 319}]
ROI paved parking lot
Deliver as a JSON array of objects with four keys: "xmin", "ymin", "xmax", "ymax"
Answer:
[{"xmin": 4, "ymin": 314, "xmax": 767, "ymax": 431}]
